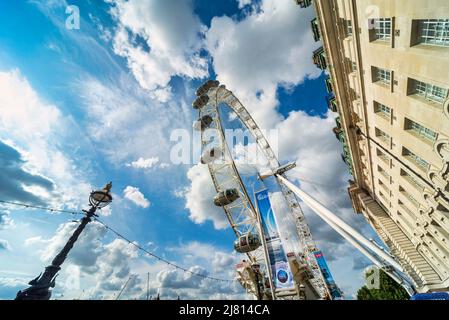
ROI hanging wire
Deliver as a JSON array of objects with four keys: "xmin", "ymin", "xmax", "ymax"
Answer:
[
  {"xmin": 0, "ymin": 199, "xmax": 83, "ymax": 215},
  {"xmin": 0, "ymin": 198, "xmax": 236, "ymax": 284},
  {"xmin": 93, "ymin": 217, "xmax": 236, "ymax": 283}
]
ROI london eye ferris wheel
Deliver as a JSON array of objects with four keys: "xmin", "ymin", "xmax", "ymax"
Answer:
[{"xmin": 192, "ymin": 79, "xmax": 335, "ymax": 300}]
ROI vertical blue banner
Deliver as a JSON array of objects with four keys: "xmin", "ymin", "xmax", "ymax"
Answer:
[
  {"xmin": 313, "ymin": 250, "xmax": 343, "ymax": 299},
  {"xmin": 255, "ymin": 189, "xmax": 295, "ymax": 290}
]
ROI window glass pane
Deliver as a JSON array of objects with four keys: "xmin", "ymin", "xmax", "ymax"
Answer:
[
  {"xmin": 418, "ymin": 19, "xmax": 449, "ymax": 47},
  {"xmin": 375, "ymin": 102, "xmax": 391, "ymax": 118},
  {"xmin": 406, "ymin": 119, "xmax": 437, "ymax": 142},
  {"xmin": 403, "ymin": 148, "xmax": 429, "ymax": 171},
  {"xmin": 412, "ymin": 79, "xmax": 448, "ymax": 104},
  {"xmin": 374, "ymin": 18, "xmax": 391, "ymax": 40},
  {"xmin": 375, "ymin": 68, "xmax": 391, "ymax": 85}
]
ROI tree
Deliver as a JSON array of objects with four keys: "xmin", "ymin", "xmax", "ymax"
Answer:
[{"xmin": 356, "ymin": 269, "xmax": 410, "ymax": 300}]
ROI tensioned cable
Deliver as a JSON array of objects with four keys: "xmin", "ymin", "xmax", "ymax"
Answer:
[
  {"xmin": 0, "ymin": 198, "xmax": 236, "ymax": 284},
  {"xmin": 93, "ymin": 217, "xmax": 236, "ymax": 283},
  {"xmin": 0, "ymin": 199, "xmax": 83, "ymax": 215}
]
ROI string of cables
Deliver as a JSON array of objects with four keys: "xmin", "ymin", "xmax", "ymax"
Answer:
[
  {"xmin": 0, "ymin": 199, "xmax": 83, "ymax": 215},
  {"xmin": 0, "ymin": 199, "xmax": 236, "ymax": 284},
  {"xmin": 93, "ymin": 217, "xmax": 235, "ymax": 283}
]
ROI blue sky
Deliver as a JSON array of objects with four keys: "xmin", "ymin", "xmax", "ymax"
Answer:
[{"xmin": 0, "ymin": 0, "xmax": 378, "ymax": 300}]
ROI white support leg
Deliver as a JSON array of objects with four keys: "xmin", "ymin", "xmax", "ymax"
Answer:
[
  {"xmin": 318, "ymin": 209, "xmax": 415, "ymax": 296},
  {"xmin": 276, "ymin": 175, "xmax": 404, "ymax": 273}
]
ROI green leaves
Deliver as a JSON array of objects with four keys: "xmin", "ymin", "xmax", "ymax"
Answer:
[{"xmin": 357, "ymin": 270, "xmax": 410, "ymax": 300}]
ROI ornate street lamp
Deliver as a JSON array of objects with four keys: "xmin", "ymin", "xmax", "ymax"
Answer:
[{"xmin": 15, "ymin": 182, "xmax": 113, "ymax": 300}]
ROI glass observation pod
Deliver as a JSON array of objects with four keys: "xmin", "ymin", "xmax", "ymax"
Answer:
[
  {"xmin": 193, "ymin": 115, "xmax": 213, "ymax": 131},
  {"xmin": 213, "ymin": 188, "xmax": 240, "ymax": 207},
  {"xmin": 234, "ymin": 233, "xmax": 262, "ymax": 253},
  {"xmin": 192, "ymin": 94, "xmax": 209, "ymax": 110},
  {"xmin": 195, "ymin": 80, "xmax": 220, "ymax": 97},
  {"xmin": 200, "ymin": 147, "xmax": 223, "ymax": 164}
]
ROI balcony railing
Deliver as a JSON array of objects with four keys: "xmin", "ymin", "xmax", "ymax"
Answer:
[
  {"xmin": 312, "ymin": 47, "xmax": 327, "ymax": 70},
  {"xmin": 296, "ymin": 0, "xmax": 312, "ymax": 8},
  {"xmin": 325, "ymin": 76, "xmax": 333, "ymax": 94},
  {"xmin": 311, "ymin": 18, "xmax": 321, "ymax": 42},
  {"xmin": 327, "ymin": 95, "xmax": 338, "ymax": 112}
]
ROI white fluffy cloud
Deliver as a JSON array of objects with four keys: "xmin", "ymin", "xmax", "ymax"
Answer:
[
  {"xmin": 126, "ymin": 157, "xmax": 160, "ymax": 169},
  {"xmin": 184, "ymin": 164, "xmax": 229, "ymax": 229},
  {"xmin": 206, "ymin": 0, "xmax": 321, "ymax": 129},
  {"xmin": 0, "ymin": 69, "xmax": 93, "ymax": 210},
  {"xmin": 108, "ymin": 0, "xmax": 208, "ymax": 101},
  {"xmin": 0, "ymin": 239, "xmax": 12, "ymax": 251},
  {"xmin": 79, "ymin": 76, "xmax": 191, "ymax": 166},
  {"xmin": 123, "ymin": 186, "xmax": 151, "ymax": 208},
  {"xmin": 24, "ymin": 220, "xmax": 141, "ymax": 299}
]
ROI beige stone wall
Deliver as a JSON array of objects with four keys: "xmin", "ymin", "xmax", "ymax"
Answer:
[{"xmin": 314, "ymin": 0, "xmax": 449, "ymax": 291}]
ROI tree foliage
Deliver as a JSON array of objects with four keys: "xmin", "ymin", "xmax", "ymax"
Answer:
[{"xmin": 356, "ymin": 269, "xmax": 410, "ymax": 300}]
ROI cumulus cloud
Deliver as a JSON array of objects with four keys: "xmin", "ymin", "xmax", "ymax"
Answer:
[
  {"xmin": 158, "ymin": 265, "xmax": 207, "ymax": 289},
  {"xmin": 38, "ymin": 221, "xmax": 108, "ymax": 270},
  {"xmin": 79, "ymin": 77, "xmax": 191, "ymax": 165},
  {"xmin": 0, "ymin": 140, "xmax": 54, "ymax": 205},
  {"xmin": 151, "ymin": 241, "xmax": 245, "ymax": 299},
  {"xmin": 0, "ymin": 239, "xmax": 12, "ymax": 251},
  {"xmin": 123, "ymin": 186, "xmax": 150, "ymax": 208},
  {"xmin": 0, "ymin": 276, "xmax": 28, "ymax": 288},
  {"xmin": 107, "ymin": 0, "xmax": 208, "ymax": 101},
  {"xmin": 184, "ymin": 164, "xmax": 229, "ymax": 229},
  {"xmin": 0, "ymin": 69, "xmax": 93, "ymax": 210},
  {"xmin": 0, "ymin": 211, "xmax": 13, "ymax": 230},
  {"xmin": 126, "ymin": 157, "xmax": 159, "ymax": 169},
  {"xmin": 206, "ymin": 0, "xmax": 321, "ymax": 129},
  {"xmin": 24, "ymin": 220, "xmax": 141, "ymax": 299}
]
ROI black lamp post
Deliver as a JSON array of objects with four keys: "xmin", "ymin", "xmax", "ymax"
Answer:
[{"xmin": 15, "ymin": 182, "xmax": 113, "ymax": 300}]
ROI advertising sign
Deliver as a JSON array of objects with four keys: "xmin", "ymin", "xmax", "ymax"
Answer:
[
  {"xmin": 313, "ymin": 250, "xmax": 343, "ymax": 299},
  {"xmin": 255, "ymin": 189, "xmax": 295, "ymax": 290}
]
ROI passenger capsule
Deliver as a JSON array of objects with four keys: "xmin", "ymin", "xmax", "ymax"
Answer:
[
  {"xmin": 196, "ymin": 80, "xmax": 220, "ymax": 97},
  {"xmin": 234, "ymin": 233, "xmax": 262, "ymax": 253},
  {"xmin": 213, "ymin": 188, "xmax": 240, "ymax": 207},
  {"xmin": 200, "ymin": 147, "xmax": 223, "ymax": 164},
  {"xmin": 192, "ymin": 94, "xmax": 209, "ymax": 110},
  {"xmin": 193, "ymin": 115, "xmax": 213, "ymax": 131}
]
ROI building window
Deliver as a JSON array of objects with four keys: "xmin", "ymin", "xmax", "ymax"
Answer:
[
  {"xmin": 346, "ymin": 20, "xmax": 353, "ymax": 36},
  {"xmin": 375, "ymin": 127, "xmax": 391, "ymax": 144},
  {"xmin": 378, "ymin": 165, "xmax": 390, "ymax": 180},
  {"xmin": 377, "ymin": 148, "xmax": 390, "ymax": 164},
  {"xmin": 405, "ymin": 118, "xmax": 438, "ymax": 143},
  {"xmin": 378, "ymin": 190, "xmax": 390, "ymax": 207},
  {"xmin": 400, "ymin": 169, "xmax": 425, "ymax": 191},
  {"xmin": 409, "ymin": 78, "xmax": 448, "ymax": 105},
  {"xmin": 374, "ymin": 101, "xmax": 391, "ymax": 119},
  {"xmin": 403, "ymin": 147, "xmax": 430, "ymax": 171},
  {"xmin": 370, "ymin": 18, "xmax": 392, "ymax": 41},
  {"xmin": 378, "ymin": 179, "xmax": 389, "ymax": 194},
  {"xmin": 398, "ymin": 201, "xmax": 416, "ymax": 220},
  {"xmin": 417, "ymin": 19, "xmax": 449, "ymax": 47},
  {"xmin": 399, "ymin": 186, "xmax": 420, "ymax": 208},
  {"xmin": 372, "ymin": 67, "xmax": 391, "ymax": 86}
]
